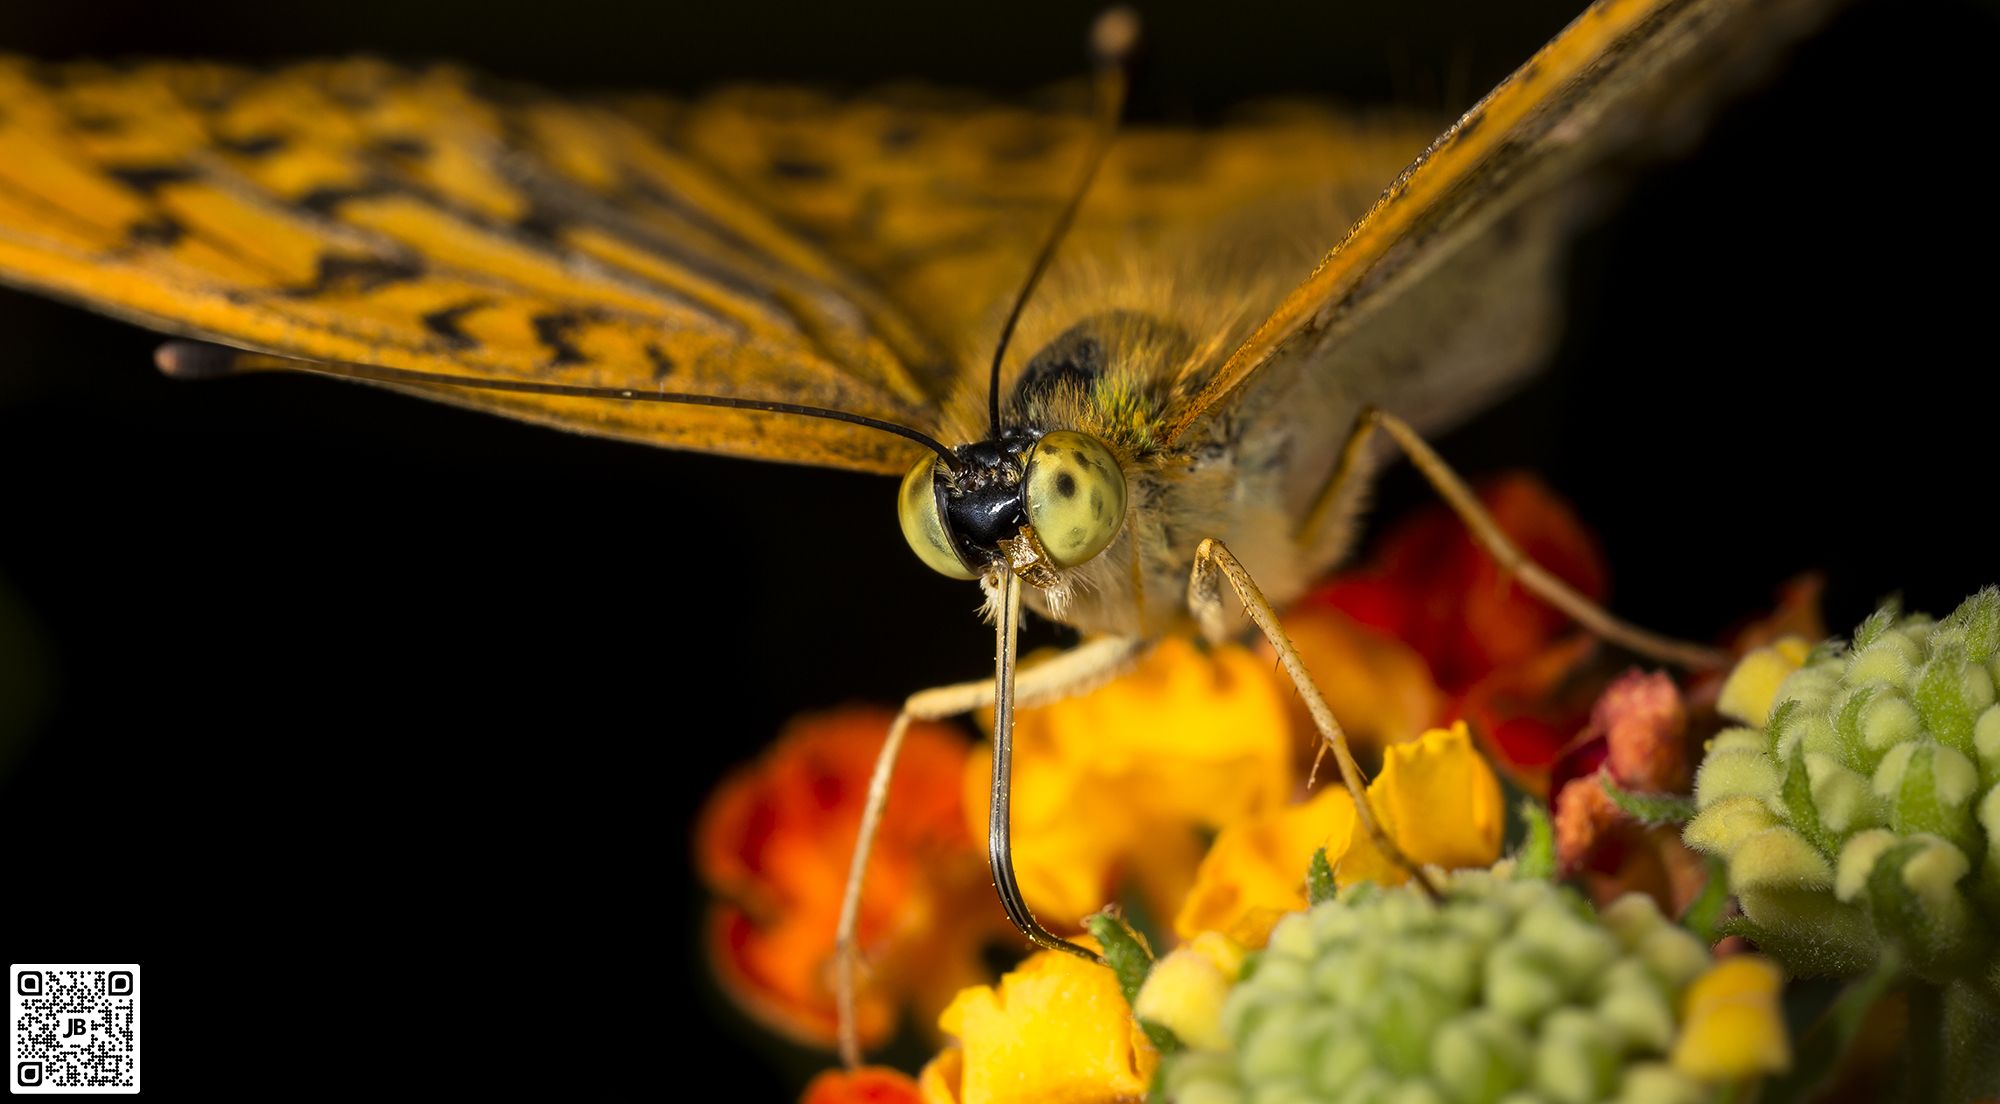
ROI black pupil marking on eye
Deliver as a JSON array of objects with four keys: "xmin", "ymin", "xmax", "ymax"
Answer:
[{"xmin": 1055, "ymin": 472, "xmax": 1077, "ymax": 498}]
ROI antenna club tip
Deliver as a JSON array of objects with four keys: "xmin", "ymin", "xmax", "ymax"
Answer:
[
  {"xmin": 1092, "ymin": 6, "xmax": 1141, "ymax": 63},
  {"xmin": 155, "ymin": 340, "xmax": 237, "ymax": 380}
]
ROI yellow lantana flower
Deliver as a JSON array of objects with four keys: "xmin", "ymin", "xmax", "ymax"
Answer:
[
  {"xmin": 1671, "ymin": 955, "xmax": 1791, "ymax": 1080},
  {"xmin": 1339, "ymin": 720, "xmax": 1508, "ymax": 885},
  {"xmin": 1176, "ymin": 722, "xmax": 1504, "ymax": 943},
  {"xmin": 1715, "ymin": 636, "xmax": 1810, "ymax": 725},
  {"xmin": 918, "ymin": 939, "xmax": 1156, "ymax": 1104},
  {"xmin": 965, "ymin": 637, "xmax": 1294, "ymax": 927},
  {"xmin": 1131, "ymin": 932, "xmax": 1248, "ymax": 1052}
]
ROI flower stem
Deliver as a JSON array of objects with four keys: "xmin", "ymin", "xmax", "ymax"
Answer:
[{"xmin": 1907, "ymin": 980, "xmax": 1943, "ymax": 1104}]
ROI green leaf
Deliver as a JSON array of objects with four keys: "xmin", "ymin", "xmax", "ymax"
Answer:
[
  {"xmin": 1720, "ymin": 911, "xmax": 1877, "ymax": 979},
  {"xmin": 1940, "ymin": 587, "xmax": 2000, "ymax": 662},
  {"xmin": 1138, "ymin": 1019, "xmax": 1184, "ymax": 1057},
  {"xmin": 1599, "ymin": 773, "xmax": 1697, "ymax": 826},
  {"xmin": 1853, "ymin": 598, "xmax": 1901, "ymax": 652},
  {"xmin": 1115, "ymin": 885, "xmax": 1168, "ymax": 966},
  {"xmin": 1832, "ymin": 684, "xmax": 1876, "ymax": 769},
  {"xmin": 1307, "ymin": 848, "xmax": 1336, "ymax": 905},
  {"xmin": 1861, "ymin": 837, "xmax": 1951, "ymax": 969},
  {"xmin": 1761, "ymin": 949, "xmax": 1904, "ymax": 1104},
  {"xmin": 1085, "ymin": 910, "xmax": 1155, "ymax": 1009},
  {"xmin": 1717, "ymin": 914, "xmax": 1769, "ymax": 943},
  {"xmin": 1767, "ymin": 697, "xmax": 1802, "ymax": 758},
  {"xmin": 1514, "ymin": 799, "xmax": 1556, "ymax": 879},
  {"xmin": 1779, "ymin": 752, "xmax": 1835, "ymax": 855},
  {"xmin": 1886, "ymin": 741, "xmax": 1978, "ymax": 854},
  {"xmin": 1914, "ymin": 648, "xmax": 1978, "ymax": 754},
  {"xmin": 1678, "ymin": 855, "xmax": 1730, "ymax": 944}
]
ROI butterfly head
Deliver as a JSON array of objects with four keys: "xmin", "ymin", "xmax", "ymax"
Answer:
[{"xmin": 898, "ymin": 426, "xmax": 1126, "ymax": 589}]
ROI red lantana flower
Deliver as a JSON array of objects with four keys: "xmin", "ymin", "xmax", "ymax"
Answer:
[
  {"xmin": 1295, "ymin": 473, "xmax": 1611, "ymax": 790},
  {"xmin": 1310, "ymin": 474, "xmax": 1608, "ymax": 693}
]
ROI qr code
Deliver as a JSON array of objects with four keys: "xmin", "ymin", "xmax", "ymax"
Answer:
[{"xmin": 9, "ymin": 965, "xmax": 139, "ymax": 1095}]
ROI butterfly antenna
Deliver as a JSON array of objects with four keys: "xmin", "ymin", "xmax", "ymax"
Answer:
[
  {"xmin": 155, "ymin": 340, "xmax": 962, "ymax": 468},
  {"xmin": 985, "ymin": 6, "xmax": 1139, "ymax": 435}
]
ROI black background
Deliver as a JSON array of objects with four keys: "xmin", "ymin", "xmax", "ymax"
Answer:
[{"xmin": 1, "ymin": 0, "xmax": 1994, "ymax": 1099}]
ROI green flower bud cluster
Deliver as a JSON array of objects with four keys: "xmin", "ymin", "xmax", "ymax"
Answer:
[
  {"xmin": 1684, "ymin": 589, "xmax": 2000, "ymax": 985},
  {"xmin": 1162, "ymin": 870, "xmax": 1719, "ymax": 1104}
]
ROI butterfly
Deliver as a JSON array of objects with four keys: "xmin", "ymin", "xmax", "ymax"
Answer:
[{"xmin": 0, "ymin": 0, "xmax": 1984, "ymax": 1080}]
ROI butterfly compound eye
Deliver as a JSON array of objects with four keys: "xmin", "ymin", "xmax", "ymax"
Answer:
[
  {"xmin": 898, "ymin": 454, "xmax": 980, "ymax": 580},
  {"xmin": 1024, "ymin": 430, "xmax": 1126, "ymax": 568}
]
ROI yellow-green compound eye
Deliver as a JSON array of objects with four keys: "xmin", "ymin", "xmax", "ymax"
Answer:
[
  {"xmin": 1024, "ymin": 430, "xmax": 1126, "ymax": 568},
  {"xmin": 897, "ymin": 454, "xmax": 979, "ymax": 580}
]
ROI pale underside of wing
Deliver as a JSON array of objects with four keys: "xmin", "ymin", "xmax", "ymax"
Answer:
[
  {"xmin": 1169, "ymin": 0, "xmax": 1843, "ymax": 560},
  {"xmin": 0, "ymin": 57, "xmax": 1435, "ymax": 473}
]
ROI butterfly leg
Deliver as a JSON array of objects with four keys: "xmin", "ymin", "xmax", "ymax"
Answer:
[
  {"xmin": 834, "ymin": 633, "xmax": 1151, "ymax": 1067},
  {"xmin": 1187, "ymin": 537, "xmax": 1444, "ymax": 899},
  {"xmin": 1297, "ymin": 406, "xmax": 1726, "ymax": 670}
]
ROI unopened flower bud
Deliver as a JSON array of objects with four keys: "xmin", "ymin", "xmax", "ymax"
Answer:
[
  {"xmin": 1686, "ymin": 590, "xmax": 2000, "ymax": 989},
  {"xmin": 1161, "ymin": 873, "xmax": 1766, "ymax": 1104}
]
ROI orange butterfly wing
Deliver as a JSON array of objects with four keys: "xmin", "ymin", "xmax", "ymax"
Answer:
[
  {"xmin": 0, "ymin": 57, "xmax": 1432, "ymax": 472},
  {"xmin": 0, "ymin": 58, "xmax": 954, "ymax": 472},
  {"xmin": 0, "ymin": 0, "xmax": 1838, "ymax": 484}
]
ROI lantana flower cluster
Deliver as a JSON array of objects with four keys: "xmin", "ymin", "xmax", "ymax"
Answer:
[
  {"xmin": 693, "ymin": 475, "xmax": 1950, "ymax": 1103},
  {"xmin": 1157, "ymin": 873, "xmax": 1780, "ymax": 1104},
  {"xmin": 1685, "ymin": 589, "xmax": 2000, "ymax": 987}
]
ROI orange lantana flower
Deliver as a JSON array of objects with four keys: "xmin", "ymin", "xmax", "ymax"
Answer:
[
  {"xmin": 802, "ymin": 1067, "xmax": 925, "ymax": 1104},
  {"xmin": 1267, "ymin": 602, "xmax": 1442, "ymax": 760},
  {"xmin": 697, "ymin": 708, "xmax": 1003, "ymax": 1051}
]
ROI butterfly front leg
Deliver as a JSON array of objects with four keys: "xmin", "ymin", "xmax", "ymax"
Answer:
[
  {"xmin": 833, "ymin": 633, "xmax": 1150, "ymax": 1068},
  {"xmin": 1186, "ymin": 538, "xmax": 1445, "ymax": 900}
]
